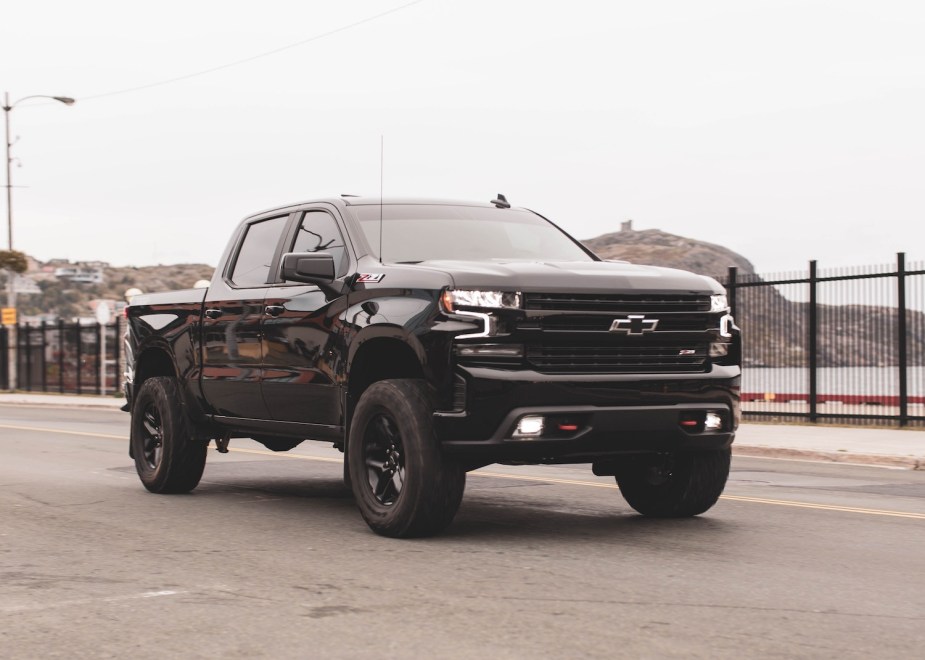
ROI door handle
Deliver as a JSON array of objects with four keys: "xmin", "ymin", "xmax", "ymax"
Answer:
[
  {"xmin": 265, "ymin": 305, "xmax": 285, "ymax": 317},
  {"xmin": 204, "ymin": 309, "xmax": 223, "ymax": 320}
]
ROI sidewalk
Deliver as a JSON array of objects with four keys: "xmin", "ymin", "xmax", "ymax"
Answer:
[
  {"xmin": 1, "ymin": 392, "xmax": 923, "ymax": 469},
  {"xmin": 734, "ymin": 423, "xmax": 924, "ymax": 469}
]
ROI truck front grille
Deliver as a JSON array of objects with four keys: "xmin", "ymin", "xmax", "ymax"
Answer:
[
  {"xmin": 455, "ymin": 292, "xmax": 722, "ymax": 375},
  {"xmin": 518, "ymin": 292, "xmax": 720, "ymax": 374},
  {"xmin": 535, "ymin": 315, "xmax": 711, "ymax": 333},
  {"xmin": 525, "ymin": 343, "xmax": 707, "ymax": 374},
  {"xmin": 523, "ymin": 293, "xmax": 711, "ymax": 313}
]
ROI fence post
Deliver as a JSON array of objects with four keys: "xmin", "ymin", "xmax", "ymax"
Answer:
[
  {"xmin": 76, "ymin": 323, "xmax": 83, "ymax": 395},
  {"xmin": 57, "ymin": 319, "xmax": 64, "ymax": 393},
  {"xmin": 727, "ymin": 266, "xmax": 738, "ymax": 319},
  {"xmin": 897, "ymin": 252, "xmax": 908, "ymax": 427},
  {"xmin": 809, "ymin": 260, "xmax": 818, "ymax": 423},
  {"xmin": 0, "ymin": 326, "xmax": 7, "ymax": 390},
  {"xmin": 95, "ymin": 322, "xmax": 102, "ymax": 395},
  {"xmin": 6, "ymin": 324, "xmax": 16, "ymax": 391},
  {"xmin": 24, "ymin": 324, "xmax": 32, "ymax": 392},
  {"xmin": 40, "ymin": 321, "xmax": 47, "ymax": 393}
]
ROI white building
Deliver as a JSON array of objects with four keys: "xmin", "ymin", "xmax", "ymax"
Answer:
[{"xmin": 54, "ymin": 266, "xmax": 105, "ymax": 284}]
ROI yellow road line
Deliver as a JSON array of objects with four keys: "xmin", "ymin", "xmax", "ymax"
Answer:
[
  {"xmin": 227, "ymin": 446, "xmax": 343, "ymax": 464},
  {"xmin": 476, "ymin": 470, "xmax": 619, "ymax": 489},
  {"xmin": 0, "ymin": 423, "xmax": 125, "ymax": 440},
  {"xmin": 474, "ymin": 471, "xmax": 925, "ymax": 519},
  {"xmin": 720, "ymin": 494, "xmax": 925, "ymax": 520},
  {"xmin": 3, "ymin": 423, "xmax": 923, "ymax": 520},
  {"xmin": 0, "ymin": 403, "xmax": 124, "ymax": 413}
]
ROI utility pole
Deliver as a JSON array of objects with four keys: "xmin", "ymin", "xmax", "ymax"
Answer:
[{"xmin": 2, "ymin": 91, "xmax": 75, "ymax": 390}]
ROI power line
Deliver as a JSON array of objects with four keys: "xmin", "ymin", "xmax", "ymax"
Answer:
[{"xmin": 79, "ymin": 0, "xmax": 429, "ymax": 102}]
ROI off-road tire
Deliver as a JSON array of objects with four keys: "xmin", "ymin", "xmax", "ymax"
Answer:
[
  {"xmin": 616, "ymin": 449, "xmax": 730, "ymax": 517},
  {"xmin": 131, "ymin": 377, "xmax": 207, "ymax": 494},
  {"xmin": 348, "ymin": 379, "xmax": 466, "ymax": 538}
]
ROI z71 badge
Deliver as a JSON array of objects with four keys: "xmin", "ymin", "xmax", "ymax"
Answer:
[{"xmin": 356, "ymin": 273, "xmax": 385, "ymax": 283}]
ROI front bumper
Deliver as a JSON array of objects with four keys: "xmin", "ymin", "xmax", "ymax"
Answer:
[{"xmin": 434, "ymin": 364, "xmax": 740, "ymax": 464}]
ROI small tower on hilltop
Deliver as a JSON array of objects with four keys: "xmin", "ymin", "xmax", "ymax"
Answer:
[{"xmin": 620, "ymin": 219, "xmax": 634, "ymax": 232}]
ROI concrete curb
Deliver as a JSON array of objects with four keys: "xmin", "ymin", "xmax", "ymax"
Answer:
[{"xmin": 733, "ymin": 445, "xmax": 924, "ymax": 470}]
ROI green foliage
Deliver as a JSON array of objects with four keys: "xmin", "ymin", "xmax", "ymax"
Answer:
[{"xmin": 0, "ymin": 250, "xmax": 28, "ymax": 273}]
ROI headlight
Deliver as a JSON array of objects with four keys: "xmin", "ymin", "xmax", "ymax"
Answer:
[
  {"xmin": 710, "ymin": 294, "xmax": 728, "ymax": 312},
  {"xmin": 442, "ymin": 289, "xmax": 522, "ymax": 312}
]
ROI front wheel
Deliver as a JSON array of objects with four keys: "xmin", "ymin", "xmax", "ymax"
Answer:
[
  {"xmin": 130, "ymin": 377, "xmax": 207, "ymax": 494},
  {"xmin": 348, "ymin": 379, "xmax": 466, "ymax": 538},
  {"xmin": 616, "ymin": 449, "xmax": 730, "ymax": 517}
]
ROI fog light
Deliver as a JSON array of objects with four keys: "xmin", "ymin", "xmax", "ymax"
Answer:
[
  {"xmin": 515, "ymin": 415, "xmax": 545, "ymax": 437},
  {"xmin": 705, "ymin": 412, "xmax": 723, "ymax": 431}
]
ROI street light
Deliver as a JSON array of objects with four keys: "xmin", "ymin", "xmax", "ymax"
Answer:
[
  {"xmin": 4, "ymin": 93, "xmax": 75, "ymax": 258},
  {"xmin": 2, "ymin": 92, "xmax": 75, "ymax": 390}
]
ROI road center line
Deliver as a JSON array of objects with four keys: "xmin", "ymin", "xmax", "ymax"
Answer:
[
  {"xmin": 719, "ymin": 494, "xmax": 925, "ymax": 519},
  {"xmin": 3, "ymin": 423, "xmax": 923, "ymax": 521},
  {"xmin": 0, "ymin": 423, "xmax": 125, "ymax": 440}
]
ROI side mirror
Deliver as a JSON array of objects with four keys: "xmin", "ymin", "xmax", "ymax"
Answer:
[{"xmin": 280, "ymin": 252, "xmax": 336, "ymax": 284}]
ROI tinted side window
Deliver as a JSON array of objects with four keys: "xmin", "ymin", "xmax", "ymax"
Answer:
[
  {"xmin": 292, "ymin": 211, "xmax": 348, "ymax": 277},
  {"xmin": 231, "ymin": 215, "xmax": 289, "ymax": 287}
]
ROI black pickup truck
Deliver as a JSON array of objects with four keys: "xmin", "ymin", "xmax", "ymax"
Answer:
[{"xmin": 124, "ymin": 195, "xmax": 740, "ymax": 537}]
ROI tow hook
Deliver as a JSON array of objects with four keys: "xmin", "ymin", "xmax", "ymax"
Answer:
[{"xmin": 214, "ymin": 434, "xmax": 230, "ymax": 453}]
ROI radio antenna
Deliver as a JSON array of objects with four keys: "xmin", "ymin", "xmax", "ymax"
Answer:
[{"xmin": 379, "ymin": 135, "xmax": 384, "ymax": 264}]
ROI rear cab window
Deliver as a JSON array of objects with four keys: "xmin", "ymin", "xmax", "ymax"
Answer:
[{"xmin": 230, "ymin": 215, "xmax": 290, "ymax": 287}]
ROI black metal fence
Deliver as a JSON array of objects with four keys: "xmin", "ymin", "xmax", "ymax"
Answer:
[
  {"xmin": 722, "ymin": 252, "xmax": 924, "ymax": 427},
  {"xmin": 0, "ymin": 319, "xmax": 122, "ymax": 395}
]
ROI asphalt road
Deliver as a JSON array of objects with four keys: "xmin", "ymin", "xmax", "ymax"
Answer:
[{"xmin": 2, "ymin": 404, "xmax": 924, "ymax": 659}]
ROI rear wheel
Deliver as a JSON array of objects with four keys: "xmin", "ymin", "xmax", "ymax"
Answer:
[
  {"xmin": 616, "ymin": 449, "xmax": 730, "ymax": 517},
  {"xmin": 130, "ymin": 377, "xmax": 207, "ymax": 494},
  {"xmin": 348, "ymin": 379, "xmax": 466, "ymax": 538}
]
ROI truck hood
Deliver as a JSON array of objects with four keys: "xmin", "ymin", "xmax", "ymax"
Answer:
[{"xmin": 406, "ymin": 260, "xmax": 723, "ymax": 295}]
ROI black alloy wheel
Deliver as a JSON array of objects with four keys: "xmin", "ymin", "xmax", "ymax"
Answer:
[
  {"xmin": 348, "ymin": 379, "xmax": 466, "ymax": 538},
  {"xmin": 130, "ymin": 377, "xmax": 207, "ymax": 494},
  {"xmin": 139, "ymin": 404, "xmax": 165, "ymax": 471},
  {"xmin": 363, "ymin": 414, "xmax": 406, "ymax": 506}
]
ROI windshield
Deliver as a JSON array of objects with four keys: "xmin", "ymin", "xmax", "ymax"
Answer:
[{"xmin": 351, "ymin": 204, "xmax": 595, "ymax": 263}]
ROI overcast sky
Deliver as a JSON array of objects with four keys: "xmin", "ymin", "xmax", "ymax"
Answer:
[{"xmin": 2, "ymin": 0, "xmax": 923, "ymax": 273}]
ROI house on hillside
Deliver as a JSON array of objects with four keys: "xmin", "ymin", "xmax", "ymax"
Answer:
[{"xmin": 53, "ymin": 264, "xmax": 105, "ymax": 284}]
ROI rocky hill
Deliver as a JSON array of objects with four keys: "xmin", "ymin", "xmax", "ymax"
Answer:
[
  {"xmin": 7, "ymin": 262, "xmax": 214, "ymax": 320},
  {"xmin": 581, "ymin": 227, "xmax": 755, "ymax": 278}
]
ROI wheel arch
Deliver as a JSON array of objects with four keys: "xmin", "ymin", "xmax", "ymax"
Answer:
[
  {"xmin": 131, "ymin": 342, "xmax": 214, "ymax": 445},
  {"xmin": 133, "ymin": 343, "xmax": 178, "ymax": 392},
  {"xmin": 347, "ymin": 333, "xmax": 427, "ymax": 416}
]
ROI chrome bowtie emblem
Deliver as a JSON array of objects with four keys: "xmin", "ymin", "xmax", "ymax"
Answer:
[{"xmin": 609, "ymin": 315, "xmax": 659, "ymax": 335}]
